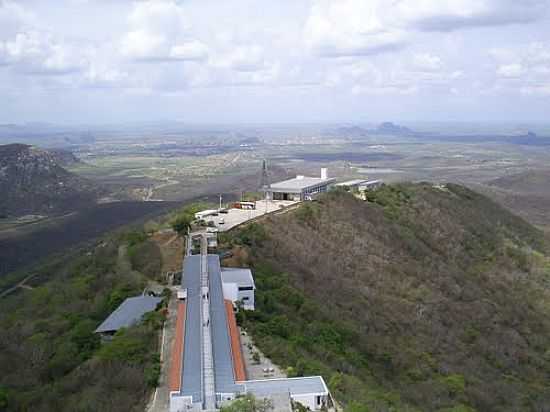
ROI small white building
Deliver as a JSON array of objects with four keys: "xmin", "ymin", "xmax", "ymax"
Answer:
[
  {"xmin": 336, "ymin": 179, "xmax": 383, "ymax": 192},
  {"xmin": 242, "ymin": 376, "xmax": 331, "ymax": 411},
  {"xmin": 263, "ymin": 168, "xmax": 335, "ymax": 201},
  {"xmin": 194, "ymin": 209, "xmax": 218, "ymax": 220},
  {"xmin": 221, "ymin": 267, "xmax": 255, "ymax": 310}
]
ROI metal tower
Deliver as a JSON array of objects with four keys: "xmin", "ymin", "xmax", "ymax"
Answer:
[{"xmin": 259, "ymin": 158, "xmax": 269, "ymax": 190}]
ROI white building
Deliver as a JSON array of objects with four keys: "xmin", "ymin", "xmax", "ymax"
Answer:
[
  {"xmin": 264, "ymin": 168, "xmax": 335, "ymax": 201},
  {"xmin": 221, "ymin": 267, "xmax": 255, "ymax": 310}
]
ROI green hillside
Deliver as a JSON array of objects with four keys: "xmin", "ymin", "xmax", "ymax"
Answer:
[{"xmin": 225, "ymin": 183, "xmax": 550, "ymax": 412}]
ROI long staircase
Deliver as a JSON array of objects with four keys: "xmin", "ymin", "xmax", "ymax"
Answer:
[{"xmin": 200, "ymin": 236, "xmax": 216, "ymax": 410}]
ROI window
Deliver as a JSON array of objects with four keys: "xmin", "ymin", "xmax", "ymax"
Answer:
[
  {"xmin": 242, "ymin": 297, "xmax": 250, "ymax": 301},
  {"xmin": 238, "ymin": 286, "xmax": 254, "ymax": 291}
]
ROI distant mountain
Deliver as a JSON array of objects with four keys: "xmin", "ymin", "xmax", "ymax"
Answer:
[
  {"xmin": 332, "ymin": 123, "xmax": 416, "ymax": 138},
  {"xmin": 374, "ymin": 121, "xmax": 414, "ymax": 135},
  {"xmin": 0, "ymin": 144, "xmax": 103, "ymax": 217},
  {"xmin": 334, "ymin": 126, "xmax": 369, "ymax": 137}
]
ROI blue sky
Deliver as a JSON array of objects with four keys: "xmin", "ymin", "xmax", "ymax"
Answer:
[{"xmin": 1, "ymin": 0, "xmax": 549, "ymax": 124}]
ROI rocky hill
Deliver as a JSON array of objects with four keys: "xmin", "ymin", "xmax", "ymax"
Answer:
[
  {"xmin": 0, "ymin": 144, "xmax": 103, "ymax": 217},
  {"xmin": 226, "ymin": 184, "xmax": 550, "ymax": 412}
]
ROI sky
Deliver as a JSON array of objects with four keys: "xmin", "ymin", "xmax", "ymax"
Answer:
[{"xmin": 0, "ymin": 0, "xmax": 549, "ymax": 125}]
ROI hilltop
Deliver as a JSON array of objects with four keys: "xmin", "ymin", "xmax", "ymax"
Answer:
[
  {"xmin": 226, "ymin": 184, "xmax": 550, "ymax": 412},
  {"xmin": 0, "ymin": 144, "xmax": 103, "ymax": 217}
]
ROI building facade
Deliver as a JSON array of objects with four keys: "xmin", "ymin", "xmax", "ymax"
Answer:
[{"xmin": 263, "ymin": 168, "xmax": 335, "ymax": 201}]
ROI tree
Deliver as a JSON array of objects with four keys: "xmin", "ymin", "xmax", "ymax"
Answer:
[
  {"xmin": 171, "ymin": 215, "xmax": 191, "ymax": 236},
  {"xmin": 345, "ymin": 402, "xmax": 371, "ymax": 412},
  {"xmin": 0, "ymin": 387, "xmax": 8, "ymax": 410},
  {"xmin": 220, "ymin": 394, "xmax": 273, "ymax": 412}
]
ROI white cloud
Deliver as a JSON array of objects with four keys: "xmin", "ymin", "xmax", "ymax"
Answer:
[
  {"xmin": 303, "ymin": 0, "xmax": 548, "ymax": 59},
  {"xmin": 304, "ymin": 0, "xmax": 406, "ymax": 57},
  {"xmin": 213, "ymin": 45, "xmax": 267, "ymax": 72},
  {"xmin": 120, "ymin": 1, "xmax": 208, "ymax": 62},
  {"xmin": 393, "ymin": 0, "xmax": 548, "ymax": 31},
  {"xmin": 0, "ymin": 31, "xmax": 87, "ymax": 74},
  {"xmin": 521, "ymin": 83, "xmax": 550, "ymax": 96},
  {"xmin": 412, "ymin": 53, "xmax": 443, "ymax": 71},
  {"xmin": 0, "ymin": 1, "xmax": 35, "ymax": 38},
  {"xmin": 497, "ymin": 63, "xmax": 524, "ymax": 78},
  {"xmin": 169, "ymin": 40, "xmax": 208, "ymax": 61}
]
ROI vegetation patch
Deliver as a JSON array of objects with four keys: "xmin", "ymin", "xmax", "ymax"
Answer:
[{"xmin": 226, "ymin": 184, "xmax": 550, "ymax": 412}]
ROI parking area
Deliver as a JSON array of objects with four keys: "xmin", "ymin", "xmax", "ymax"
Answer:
[{"xmin": 204, "ymin": 200, "xmax": 297, "ymax": 231}]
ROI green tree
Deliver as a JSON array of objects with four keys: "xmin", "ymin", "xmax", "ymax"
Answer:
[
  {"xmin": 0, "ymin": 386, "xmax": 8, "ymax": 410},
  {"xmin": 171, "ymin": 215, "xmax": 191, "ymax": 236},
  {"xmin": 220, "ymin": 394, "xmax": 273, "ymax": 412},
  {"xmin": 345, "ymin": 402, "xmax": 371, "ymax": 412}
]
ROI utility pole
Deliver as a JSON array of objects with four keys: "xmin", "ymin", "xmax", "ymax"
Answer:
[{"xmin": 219, "ymin": 194, "xmax": 222, "ymax": 210}]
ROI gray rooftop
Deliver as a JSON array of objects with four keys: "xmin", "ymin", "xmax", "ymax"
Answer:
[
  {"xmin": 180, "ymin": 255, "xmax": 202, "ymax": 402},
  {"xmin": 95, "ymin": 295, "xmax": 161, "ymax": 333},
  {"xmin": 242, "ymin": 376, "xmax": 328, "ymax": 396},
  {"xmin": 221, "ymin": 268, "xmax": 255, "ymax": 288},
  {"xmin": 335, "ymin": 179, "xmax": 370, "ymax": 186},
  {"xmin": 209, "ymin": 256, "xmax": 243, "ymax": 395},
  {"xmin": 268, "ymin": 176, "xmax": 335, "ymax": 193}
]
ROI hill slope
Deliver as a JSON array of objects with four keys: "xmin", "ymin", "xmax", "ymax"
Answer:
[
  {"xmin": 0, "ymin": 144, "xmax": 102, "ymax": 217},
  {"xmin": 227, "ymin": 184, "xmax": 550, "ymax": 412}
]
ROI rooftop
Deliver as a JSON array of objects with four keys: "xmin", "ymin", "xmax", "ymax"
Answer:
[
  {"xmin": 180, "ymin": 255, "xmax": 203, "ymax": 402},
  {"xmin": 95, "ymin": 295, "xmax": 162, "ymax": 333},
  {"xmin": 221, "ymin": 267, "xmax": 255, "ymax": 288},
  {"xmin": 268, "ymin": 176, "xmax": 335, "ymax": 192},
  {"xmin": 335, "ymin": 179, "xmax": 370, "ymax": 186},
  {"xmin": 242, "ymin": 376, "xmax": 328, "ymax": 396}
]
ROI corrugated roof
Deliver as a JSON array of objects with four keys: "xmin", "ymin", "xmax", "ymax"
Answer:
[
  {"xmin": 221, "ymin": 268, "xmax": 255, "ymax": 288},
  {"xmin": 268, "ymin": 176, "xmax": 335, "ymax": 192},
  {"xmin": 209, "ymin": 255, "xmax": 243, "ymax": 395},
  {"xmin": 95, "ymin": 295, "xmax": 161, "ymax": 333},
  {"xmin": 243, "ymin": 376, "xmax": 328, "ymax": 396},
  {"xmin": 180, "ymin": 255, "xmax": 202, "ymax": 402}
]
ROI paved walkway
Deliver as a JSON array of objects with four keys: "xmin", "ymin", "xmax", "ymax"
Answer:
[
  {"xmin": 147, "ymin": 287, "xmax": 179, "ymax": 412},
  {"xmin": 239, "ymin": 328, "xmax": 285, "ymax": 380}
]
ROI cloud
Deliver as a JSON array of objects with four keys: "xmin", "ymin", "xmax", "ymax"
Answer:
[
  {"xmin": 393, "ymin": 0, "xmax": 549, "ymax": 31},
  {"xmin": 213, "ymin": 45, "xmax": 268, "ymax": 72},
  {"xmin": 303, "ymin": 0, "xmax": 548, "ymax": 59},
  {"xmin": 412, "ymin": 53, "xmax": 443, "ymax": 71},
  {"xmin": 120, "ymin": 1, "xmax": 208, "ymax": 62},
  {"xmin": 0, "ymin": 1, "xmax": 35, "ymax": 38},
  {"xmin": 304, "ymin": 0, "xmax": 406, "ymax": 57},
  {"xmin": 497, "ymin": 63, "xmax": 524, "ymax": 78},
  {"xmin": 0, "ymin": 31, "xmax": 87, "ymax": 75}
]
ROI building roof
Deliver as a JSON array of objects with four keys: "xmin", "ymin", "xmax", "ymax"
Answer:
[
  {"xmin": 95, "ymin": 295, "xmax": 162, "ymax": 333},
  {"xmin": 267, "ymin": 176, "xmax": 335, "ymax": 193},
  {"xmin": 335, "ymin": 179, "xmax": 370, "ymax": 187},
  {"xmin": 242, "ymin": 376, "xmax": 329, "ymax": 396},
  {"xmin": 209, "ymin": 256, "xmax": 243, "ymax": 395},
  {"xmin": 360, "ymin": 179, "xmax": 382, "ymax": 186},
  {"xmin": 180, "ymin": 255, "xmax": 203, "ymax": 402},
  {"xmin": 221, "ymin": 267, "xmax": 255, "ymax": 288}
]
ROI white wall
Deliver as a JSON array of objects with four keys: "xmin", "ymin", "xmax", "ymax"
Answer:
[
  {"xmin": 169, "ymin": 393, "xmax": 195, "ymax": 412},
  {"xmin": 292, "ymin": 393, "xmax": 328, "ymax": 411},
  {"xmin": 237, "ymin": 288, "xmax": 255, "ymax": 310},
  {"xmin": 222, "ymin": 282, "xmax": 239, "ymax": 303}
]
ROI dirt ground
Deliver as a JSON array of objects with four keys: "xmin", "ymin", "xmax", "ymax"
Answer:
[{"xmin": 151, "ymin": 230, "xmax": 184, "ymax": 275}]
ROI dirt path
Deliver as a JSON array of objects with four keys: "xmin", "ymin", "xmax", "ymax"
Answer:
[{"xmin": 0, "ymin": 273, "xmax": 37, "ymax": 299}]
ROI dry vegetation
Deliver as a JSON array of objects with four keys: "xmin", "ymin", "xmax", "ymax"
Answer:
[{"xmin": 228, "ymin": 184, "xmax": 550, "ymax": 412}]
